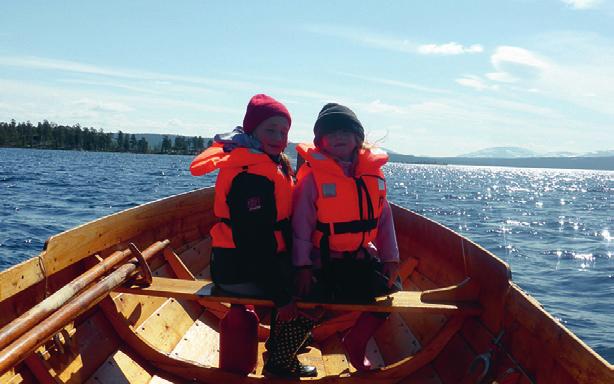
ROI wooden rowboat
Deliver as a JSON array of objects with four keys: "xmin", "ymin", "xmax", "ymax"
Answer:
[{"xmin": 0, "ymin": 187, "xmax": 612, "ymax": 383}]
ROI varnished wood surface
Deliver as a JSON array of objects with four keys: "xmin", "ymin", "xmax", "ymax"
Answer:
[
  {"xmin": 41, "ymin": 188, "xmax": 215, "ymax": 277},
  {"xmin": 0, "ymin": 258, "xmax": 45, "ymax": 303}
]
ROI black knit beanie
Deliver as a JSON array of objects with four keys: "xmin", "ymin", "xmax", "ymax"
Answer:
[{"xmin": 313, "ymin": 103, "xmax": 364, "ymax": 144}]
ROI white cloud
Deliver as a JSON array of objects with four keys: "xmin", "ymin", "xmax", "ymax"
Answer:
[
  {"xmin": 303, "ymin": 25, "xmax": 482, "ymax": 56},
  {"xmin": 167, "ymin": 118, "xmax": 185, "ymax": 127},
  {"xmin": 337, "ymin": 72, "xmax": 452, "ymax": 94},
  {"xmin": 72, "ymin": 98, "xmax": 133, "ymax": 113},
  {"xmin": 343, "ymin": 93, "xmax": 566, "ymax": 155},
  {"xmin": 59, "ymin": 78, "xmax": 161, "ymax": 95},
  {"xmin": 537, "ymin": 63, "xmax": 614, "ymax": 115},
  {"xmin": 491, "ymin": 46, "xmax": 549, "ymax": 71},
  {"xmin": 455, "ymin": 76, "xmax": 496, "ymax": 91},
  {"xmin": 486, "ymin": 46, "xmax": 550, "ymax": 87},
  {"xmin": 301, "ymin": 25, "xmax": 417, "ymax": 53},
  {"xmin": 0, "ymin": 56, "xmax": 254, "ymax": 90},
  {"xmin": 485, "ymin": 71, "xmax": 517, "ymax": 83},
  {"xmin": 483, "ymin": 36, "xmax": 614, "ymax": 117},
  {"xmin": 0, "ymin": 56, "xmax": 127, "ymax": 78},
  {"xmin": 476, "ymin": 96, "xmax": 558, "ymax": 117},
  {"xmin": 0, "ymin": 78, "xmax": 240, "ymax": 134},
  {"xmin": 562, "ymin": 0, "xmax": 602, "ymax": 9},
  {"xmin": 418, "ymin": 43, "xmax": 483, "ymax": 55},
  {"xmin": 267, "ymin": 88, "xmax": 338, "ymax": 103},
  {"xmin": 363, "ymin": 100, "xmax": 407, "ymax": 114},
  {"xmin": 362, "ymin": 36, "xmax": 416, "ymax": 53}
]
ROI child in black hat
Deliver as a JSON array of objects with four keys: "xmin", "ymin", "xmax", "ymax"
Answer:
[{"xmin": 292, "ymin": 103, "xmax": 400, "ymax": 371}]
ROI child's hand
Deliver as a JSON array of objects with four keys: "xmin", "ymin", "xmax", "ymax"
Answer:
[
  {"xmin": 382, "ymin": 261, "xmax": 400, "ymax": 288},
  {"xmin": 277, "ymin": 300, "xmax": 298, "ymax": 321},
  {"xmin": 295, "ymin": 268, "xmax": 313, "ymax": 297}
]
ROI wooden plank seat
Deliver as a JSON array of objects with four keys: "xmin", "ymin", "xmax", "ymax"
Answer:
[{"xmin": 116, "ymin": 277, "xmax": 482, "ymax": 316}]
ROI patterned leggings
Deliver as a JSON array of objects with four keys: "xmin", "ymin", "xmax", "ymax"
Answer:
[{"xmin": 266, "ymin": 316, "xmax": 314, "ymax": 371}]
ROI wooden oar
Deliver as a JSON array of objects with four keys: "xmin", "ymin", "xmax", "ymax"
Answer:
[
  {"xmin": 0, "ymin": 239, "xmax": 169, "ymax": 375},
  {"xmin": 0, "ymin": 240, "xmax": 169, "ymax": 352}
]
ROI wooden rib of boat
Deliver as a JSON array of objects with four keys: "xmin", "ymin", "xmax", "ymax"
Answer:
[{"xmin": 0, "ymin": 187, "xmax": 611, "ymax": 384}]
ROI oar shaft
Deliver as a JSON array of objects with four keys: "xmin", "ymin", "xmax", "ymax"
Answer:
[
  {"xmin": 0, "ymin": 239, "xmax": 169, "ymax": 375},
  {"xmin": 0, "ymin": 240, "xmax": 168, "ymax": 351}
]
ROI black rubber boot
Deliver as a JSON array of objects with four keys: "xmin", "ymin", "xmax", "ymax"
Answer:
[
  {"xmin": 264, "ymin": 358, "xmax": 318, "ymax": 378},
  {"xmin": 264, "ymin": 317, "xmax": 316, "ymax": 377},
  {"xmin": 266, "ymin": 331, "xmax": 313, "ymax": 354}
]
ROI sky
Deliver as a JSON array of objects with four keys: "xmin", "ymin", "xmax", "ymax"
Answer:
[{"xmin": 1, "ymin": 0, "xmax": 613, "ymax": 156}]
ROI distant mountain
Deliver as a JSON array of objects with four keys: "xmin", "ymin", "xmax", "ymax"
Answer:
[
  {"xmin": 460, "ymin": 147, "xmax": 539, "ymax": 158},
  {"xmin": 382, "ymin": 147, "xmax": 398, "ymax": 154},
  {"xmin": 460, "ymin": 146, "xmax": 614, "ymax": 159},
  {"xmin": 529, "ymin": 150, "xmax": 614, "ymax": 158},
  {"xmin": 581, "ymin": 149, "xmax": 614, "ymax": 157},
  {"xmin": 542, "ymin": 151, "xmax": 579, "ymax": 157}
]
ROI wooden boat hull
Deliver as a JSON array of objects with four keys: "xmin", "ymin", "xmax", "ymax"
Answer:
[{"xmin": 0, "ymin": 187, "xmax": 612, "ymax": 383}]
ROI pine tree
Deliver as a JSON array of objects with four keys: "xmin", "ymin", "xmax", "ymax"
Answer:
[
  {"xmin": 122, "ymin": 135, "xmax": 130, "ymax": 152},
  {"xmin": 173, "ymin": 136, "xmax": 186, "ymax": 153},
  {"xmin": 161, "ymin": 135, "xmax": 172, "ymax": 153},
  {"xmin": 116, "ymin": 131, "xmax": 124, "ymax": 151},
  {"xmin": 137, "ymin": 137, "xmax": 148, "ymax": 153},
  {"xmin": 129, "ymin": 134, "xmax": 137, "ymax": 152}
]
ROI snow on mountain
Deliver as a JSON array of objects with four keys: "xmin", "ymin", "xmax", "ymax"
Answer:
[
  {"xmin": 459, "ymin": 147, "xmax": 539, "ymax": 158},
  {"xmin": 460, "ymin": 147, "xmax": 614, "ymax": 158}
]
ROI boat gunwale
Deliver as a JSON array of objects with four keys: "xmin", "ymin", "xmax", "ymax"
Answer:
[{"xmin": 0, "ymin": 187, "xmax": 216, "ymax": 301}]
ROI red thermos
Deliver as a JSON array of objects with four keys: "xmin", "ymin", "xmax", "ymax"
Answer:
[{"xmin": 219, "ymin": 304, "xmax": 259, "ymax": 375}]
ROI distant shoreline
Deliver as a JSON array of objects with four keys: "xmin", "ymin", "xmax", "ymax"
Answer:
[
  {"xmin": 0, "ymin": 120, "xmax": 209, "ymax": 155},
  {"xmin": 3, "ymin": 146, "xmax": 613, "ymax": 172}
]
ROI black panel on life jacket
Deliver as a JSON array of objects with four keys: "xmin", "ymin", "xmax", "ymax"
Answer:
[{"xmin": 226, "ymin": 171, "xmax": 278, "ymax": 271}]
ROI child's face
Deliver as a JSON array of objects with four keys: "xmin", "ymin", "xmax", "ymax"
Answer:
[
  {"xmin": 252, "ymin": 116, "xmax": 290, "ymax": 156},
  {"xmin": 320, "ymin": 129, "xmax": 358, "ymax": 161}
]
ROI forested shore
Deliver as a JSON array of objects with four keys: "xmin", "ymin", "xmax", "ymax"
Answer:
[{"xmin": 0, "ymin": 120, "xmax": 209, "ymax": 155}]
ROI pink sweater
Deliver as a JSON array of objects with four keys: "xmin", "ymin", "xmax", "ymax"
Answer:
[{"xmin": 292, "ymin": 159, "xmax": 400, "ymax": 268}]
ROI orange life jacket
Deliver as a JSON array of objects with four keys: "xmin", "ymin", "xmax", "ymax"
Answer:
[
  {"xmin": 190, "ymin": 143, "xmax": 293, "ymax": 252},
  {"xmin": 296, "ymin": 143, "xmax": 388, "ymax": 254}
]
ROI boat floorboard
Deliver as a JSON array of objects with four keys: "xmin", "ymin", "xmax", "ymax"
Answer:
[
  {"xmin": 85, "ymin": 349, "xmax": 152, "ymax": 384},
  {"xmin": 320, "ymin": 333, "xmax": 353, "ymax": 376},
  {"xmin": 170, "ymin": 312, "xmax": 219, "ymax": 367},
  {"xmin": 148, "ymin": 375, "xmax": 175, "ymax": 384}
]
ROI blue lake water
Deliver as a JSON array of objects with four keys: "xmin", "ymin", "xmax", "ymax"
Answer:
[{"xmin": 1, "ymin": 147, "xmax": 612, "ymax": 363}]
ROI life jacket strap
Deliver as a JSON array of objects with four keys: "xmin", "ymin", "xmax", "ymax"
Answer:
[
  {"xmin": 316, "ymin": 218, "xmax": 378, "ymax": 235},
  {"xmin": 220, "ymin": 217, "xmax": 290, "ymax": 230}
]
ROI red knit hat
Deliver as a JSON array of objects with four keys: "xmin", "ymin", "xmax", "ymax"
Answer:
[{"xmin": 242, "ymin": 94, "xmax": 291, "ymax": 134}]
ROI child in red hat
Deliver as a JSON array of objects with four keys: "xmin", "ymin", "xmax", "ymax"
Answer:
[{"xmin": 190, "ymin": 94, "xmax": 317, "ymax": 378}]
